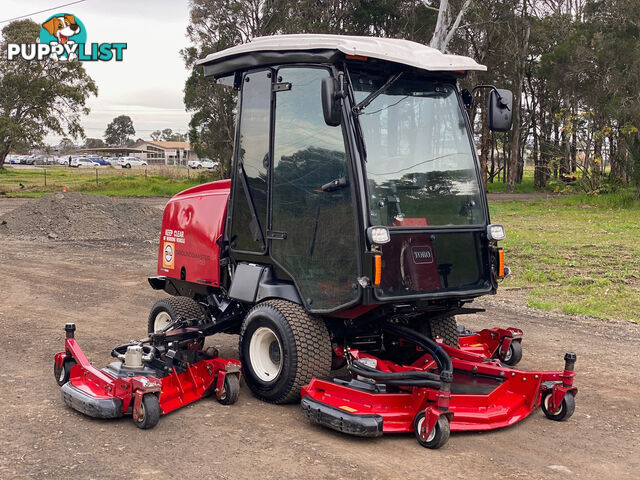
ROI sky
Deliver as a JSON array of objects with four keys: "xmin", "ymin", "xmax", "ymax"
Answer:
[{"xmin": 2, "ymin": 0, "xmax": 194, "ymax": 144}]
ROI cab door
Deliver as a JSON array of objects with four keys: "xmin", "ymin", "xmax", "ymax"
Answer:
[{"xmin": 270, "ymin": 67, "xmax": 359, "ymax": 311}]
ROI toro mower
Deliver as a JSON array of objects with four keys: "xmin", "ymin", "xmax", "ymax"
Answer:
[
  {"xmin": 54, "ymin": 321, "xmax": 240, "ymax": 429},
  {"xmin": 64, "ymin": 35, "xmax": 576, "ymax": 443}
]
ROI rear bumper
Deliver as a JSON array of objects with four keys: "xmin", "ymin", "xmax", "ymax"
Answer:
[
  {"xmin": 301, "ymin": 396, "xmax": 383, "ymax": 437},
  {"xmin": 61, "ymin": 382, "xmax": 123, "ymax": 419}
]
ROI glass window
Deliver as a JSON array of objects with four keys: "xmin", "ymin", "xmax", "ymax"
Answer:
[
  {"xmin": 352, "ymin": 73, "xmax": 484, "ymax": 226},
  {"xmin": 271, "ymin": 67, "xmax": 358, "ymax": 310},
  {"xmin": 230, "ymin": 70, "xmax": 271, "ymax": 253}
]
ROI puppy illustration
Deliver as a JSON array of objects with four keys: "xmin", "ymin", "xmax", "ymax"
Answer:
[{"xmin": 41, "ymin": 15, "xmax": 81, "ymax": 61}]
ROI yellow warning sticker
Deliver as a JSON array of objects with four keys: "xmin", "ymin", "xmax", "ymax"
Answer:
[
  {"xmin": 339, "ymin": 406, "xmax": 358, "ymax": 413},
  {"xmin": 162, "ymin": 242, "xmax": 175, "ymax": 269}
]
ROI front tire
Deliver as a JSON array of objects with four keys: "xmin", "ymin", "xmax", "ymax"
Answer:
[{"xmin": 239, "ymin": 300, "xmax": 331, "ymax": 404}]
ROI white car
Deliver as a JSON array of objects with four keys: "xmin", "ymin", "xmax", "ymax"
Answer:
[
  {"xmin": 117, "ymin": 157, "xmax": 147, "ymax": 168},
  {"xmin": 188, "ymin": 159, "xmax": 219, "ymax": 169},
  {"xmin": 71, "ymin": 157, "xmax": 100, "ymax": 168}
]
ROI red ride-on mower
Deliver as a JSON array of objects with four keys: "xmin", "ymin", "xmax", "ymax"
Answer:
[
  {"xmin": 301, "ymin": 323, "xmax": 577, "ymax": 449},
  {"xmin": 54, "ymin": 322, "xmax": 241, "ymax": 429}
]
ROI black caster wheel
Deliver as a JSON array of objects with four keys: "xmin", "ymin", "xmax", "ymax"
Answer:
[
  {"xmin": 541, "ymin": 390, "xmax": 575, "ymax": 421},
  {"xmin": 217, "ymin": 374, "xmax": 240, "ymax": 405},
  {"xmin": 134, "ymin": 394, "xmax": 161, "ymax": 429},
  {"xmin": 414, "ymin": 412, "xmax": 450, "ymax": 449},
  {"xmin": 502, "ymin": 340, "xmax": 523, "ymax": 366},
  {"xmin": 54, "ymin": 358, "xmax": 77, "ymax": 386}
]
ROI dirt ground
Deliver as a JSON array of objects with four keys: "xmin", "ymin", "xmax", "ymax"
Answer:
[{"xmin": 1, "ymin": 197, "xmax": 639, "ymax": 479}]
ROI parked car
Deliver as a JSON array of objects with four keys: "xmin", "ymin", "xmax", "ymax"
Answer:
[
  {"xmin": 117, "ymin": 157, "xmax": 147, "ymax": 168},
  {"xmin": 188, "ymin": 158, "xmax": 219, "ymax": 169},
  {"xmin": 88, "ymin": 156, "xmax": 111, "ymax": 166},
  {"xmin": 71, "ymin": 157, "xmax": 100, "ymax": 168}
]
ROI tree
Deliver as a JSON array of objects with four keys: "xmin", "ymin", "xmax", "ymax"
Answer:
[
  {"xmin": 151, "ymin": 130, "xmax": 162, "ymax": 141},
  {"xmin": 58, "ymin": 137, "xmax": 74, "ymax": 153},
  {"xmin": 0, "ymin": 20, "xmax": 97, "ymax": 168},
  {"xmin": 429, "ymin": 0, "xmax": 473, "ymax": 52},
  {"xmin": 104, "ymin": 115, "xmax": 135, "ymax": 146},
  {"xmin": 85, "ymin": 138, "xmax": 105, "ymax": 148}
]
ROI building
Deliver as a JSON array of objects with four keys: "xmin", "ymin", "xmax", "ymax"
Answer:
[
  {"xmin": 78, "ymin": 141, "xmax": 198, "ymax": 165},
  {"xmin": 134, "ymin": 141, "xmax": 198, "ymax": 165}
]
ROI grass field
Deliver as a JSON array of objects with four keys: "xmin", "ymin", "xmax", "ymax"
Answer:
[
  {"xmin": 0, "ymin": 165, "xmax": 220, "ymax": 197},
  {"xmin": 491, "ymin": 198, "xmax": 640, "ymax": 322},
  {"xmin": 3, "ymin": 164, "xmax": 638, "ymax": 322}
]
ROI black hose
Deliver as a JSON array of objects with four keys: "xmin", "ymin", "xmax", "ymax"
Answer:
[
  {"xmin": 382, "ymin": 323, "xmax": 453, "ymax": 376},
  {"xmin": 349, "ymin": 360, "xmax": 441, "ymax": 382},
  {"xmin": 344, "ymin": 323, "xmax": 454, "ymax": 388}
]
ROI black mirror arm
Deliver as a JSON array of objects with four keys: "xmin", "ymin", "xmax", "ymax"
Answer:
[{"xmin": 471, "ymin": 84, "xmax": 511, "ymax": 111}]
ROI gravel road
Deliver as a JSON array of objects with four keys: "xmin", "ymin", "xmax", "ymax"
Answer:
[{"xmin": 0, "ymin": 197, "xmax": 638, "ymax": 479}]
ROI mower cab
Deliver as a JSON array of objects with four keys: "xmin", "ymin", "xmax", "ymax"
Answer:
[{"xmin": 148, "ymin": 35, "xmax": 520, "ymax": 404}]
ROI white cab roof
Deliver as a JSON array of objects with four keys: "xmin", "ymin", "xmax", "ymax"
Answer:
[{"xmin": 197, "ymin": 34, "xmax": 486, "ymax": 73}]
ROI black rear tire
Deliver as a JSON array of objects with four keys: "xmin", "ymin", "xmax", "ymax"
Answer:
[
  {"xmin": 134, "ymin": 394, "xmax": 161, "ymax": 429},
  {"xmin": 420, "ymin": 316, "xmax": 459, "ymax": 347},
  {"xmin": 239, "ymin": 300, "xmax": 331, "ymax": 404},
  {"xmin": 148, "ymin": 297, "xmax": 206, "ymax": 334},
  {"xmin": 217, "ymin": 374, "xmax": 240, "ymax": 405}
]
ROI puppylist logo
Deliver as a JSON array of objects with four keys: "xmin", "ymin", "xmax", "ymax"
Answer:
[{"xmin": 6, "ymin": 13, "xmax": 126, "ymax": 62}]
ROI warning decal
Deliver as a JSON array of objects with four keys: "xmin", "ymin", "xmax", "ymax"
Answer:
[{"xmin": 162, "ymin": 242, "xmax": 175, "ymax": 269}]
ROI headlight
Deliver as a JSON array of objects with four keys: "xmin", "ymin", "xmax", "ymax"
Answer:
[
  {"xmin": 367, "ymin": 226, "xmax": 390, "ymax": 245},
  {"xmin": 487, "ymin": 224, "xmax": 506, "ymax": 241}
]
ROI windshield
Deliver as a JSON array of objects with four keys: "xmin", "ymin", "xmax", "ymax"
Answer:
[{"xmin": 352, "ymin": 73, "xmax": 485, "ymax": 226}]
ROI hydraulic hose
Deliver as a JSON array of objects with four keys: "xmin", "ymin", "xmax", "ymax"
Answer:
[
  {"xmin": 348, "ymin": 361, "xmax": 441, "ymax": 389},
  {"xmin": 346, "ymin": 322, "xmax": 454, "ymax": 388},
  {"xmin": 382, "ymin": 323, "xmax": 453, "ymax": 376}
]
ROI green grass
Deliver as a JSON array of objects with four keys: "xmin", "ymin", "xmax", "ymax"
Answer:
[
  {"xmin": 0, "ymin": 165, "xmax": 220, "ymax": 197},
  {"xmin": 485, "ymin": 167, "xmax": 568, "ymax": 194},
  {"xmin": 491, "ymin": 197, "xmax": 640, "ymax": 322}
]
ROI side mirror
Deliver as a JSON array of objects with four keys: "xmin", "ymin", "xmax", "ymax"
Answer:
[
  {"xmin": 488, "ymin": 89, "xmax": 513, "ymax": 132},
  {"xmin": 321, "ymin": 76, "xmax": 342, "ymax": 127}
]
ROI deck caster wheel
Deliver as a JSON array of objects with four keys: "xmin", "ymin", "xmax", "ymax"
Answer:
[
  {"xmin": 502, "ymin": 340, "xmax": 523, "ymax": 366},
  {"xmin": 414, "ymin": 413, "xmax": 450, "ymax": 449},
  {"xmin": 217, "ymin": 374, "xmax": 240, "ymax": 405},
  {"xmin": 541, "ymin": 390, "xmax": 575, "ymax": 421},
  {"xmin": 54, "ymin": 358, "xmax": 76, "ymax": 386},
  {"xmin": 134, "ymin": 394, "xmax": 161, "ymax": 429}
]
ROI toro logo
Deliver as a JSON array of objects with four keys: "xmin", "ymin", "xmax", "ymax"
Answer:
[
  {"xmin": 411, "ymin": 245, "xmax": 434, "ymax": 264},
  {"xmin": 162, "ymin": 242, "xmax": 175, "ymax": 270}
]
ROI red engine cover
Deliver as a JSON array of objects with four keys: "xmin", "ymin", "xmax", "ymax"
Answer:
[{"xmin": 157, "ymin": 180, "xmax": 230, "ymax": 287}]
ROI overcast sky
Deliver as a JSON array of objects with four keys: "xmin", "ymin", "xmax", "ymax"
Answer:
[{"xmin": 3, "ymin": 0, "xmax": 193, "ymax": 144}]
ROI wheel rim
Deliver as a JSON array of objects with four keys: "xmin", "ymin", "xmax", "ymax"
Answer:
[
  {"xmin": 249, "ymin": 327, "xmax": 283, "ymax": 382},
  {"xmin": 154, "ymin": 311, "xmax": 172, "ymax": 332},
  {"xmin": 416, "ymin": 416, "xmax": 436, "ymax": 443},
  {"xmin": 504, "ymin": 345, "xmax": 513, "ymax": 362},
  {"xmin": 544, "ymin": 393, "xmax": 563, "ymax": 415},
  {"xmin": 58, "ymin": 364, "xmax": 66, "ymax": 383},
  {"xmin": 137, "ymin": 401, "xmax": 145, "ymax": 423}
]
